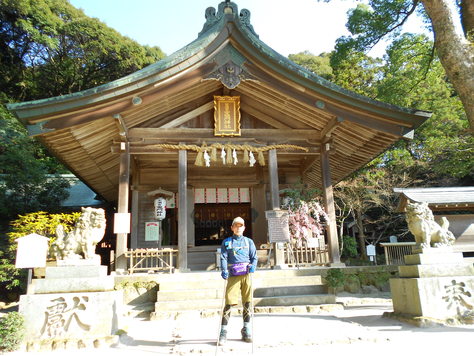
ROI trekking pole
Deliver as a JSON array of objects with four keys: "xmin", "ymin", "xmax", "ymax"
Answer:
[
  {"xmin": 250, "ymin": 272, "xmax": 255, "ymax": 354},
  {"xmin": 215, "ymin": 278, "xmax": 228, "ymax": 356}
]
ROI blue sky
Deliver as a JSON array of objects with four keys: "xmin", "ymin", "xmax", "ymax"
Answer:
[{"xmin": 69, "ymin": 0, "xmax": 427, "ymax": 58}]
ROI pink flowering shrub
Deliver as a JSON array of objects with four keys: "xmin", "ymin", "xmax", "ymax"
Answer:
[{"xmin": 284, "ymin": 199, "xmax": 328, "ymax": 242}]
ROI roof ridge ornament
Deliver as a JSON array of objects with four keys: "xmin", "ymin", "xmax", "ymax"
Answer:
[{"xmin": 198, "ymin": 1, "xmax": 258, "ymax": 37}]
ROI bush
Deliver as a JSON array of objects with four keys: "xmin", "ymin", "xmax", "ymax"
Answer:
[
  {"xmin": 0, "ymin": 211, "xmax": 80, "ymax": 300},
  {"xmin": 341, "ymin": 235, "xmax": 358, "ymax": 258},
  {"xmin": 8, "ymin": 211, "xmax": 81, "ymax": 248},
  {"xmin": 324, "ymin": 268, "xmax": 345, "ymax": 292},
  {"xmin": 0, "ymin": 312, "xmax": 25, "ymax": 352}
]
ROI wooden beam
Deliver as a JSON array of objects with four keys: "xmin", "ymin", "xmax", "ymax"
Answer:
[
  {"xmin": 161, "ymin": 101, "xmax": 214, "ymax": 128},
  {"xmin": 320, "ymin": 116, "xmax": 344, "ymax": 140},
  {"xmin": 240, "ymin": 103, "xmax": 291, "ymax": 129},
  {"xmin": 36, "ymin": 63, "xmax": 216, "ymax": 132},
  {"xmin": 128, "ymin": 128, "xmax": 321, "ymax": 142},
  {"xmin": 325, "ymin": 104, "xmax": 406, "ymax": 137},
  {"xmin": 114, "ymin": 114, "xmax": 128, "ymax": 139}
]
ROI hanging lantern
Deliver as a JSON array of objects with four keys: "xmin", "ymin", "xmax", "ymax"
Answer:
[{"xmin": 154, "ymin": 197, "xmax": 167, "ymax": 220}]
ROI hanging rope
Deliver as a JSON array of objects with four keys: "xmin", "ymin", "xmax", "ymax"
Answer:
[{"xmin": 147, "ymin": 143, "xmax": 309, "ymax": 167}]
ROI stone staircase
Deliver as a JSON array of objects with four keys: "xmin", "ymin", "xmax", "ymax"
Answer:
[{"xmin": 150, "ymin": 268, "xmax": 335, "ymax": 319}]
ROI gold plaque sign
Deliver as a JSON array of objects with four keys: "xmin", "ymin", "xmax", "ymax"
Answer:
[{"xmin": 214, "ymin": 96, "xmax": 241, "ymax": 136}]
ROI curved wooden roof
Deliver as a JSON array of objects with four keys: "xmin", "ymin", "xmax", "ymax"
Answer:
[{"xmin": 7, "ymin": 1, "xmax": 430, "ymax": 202}]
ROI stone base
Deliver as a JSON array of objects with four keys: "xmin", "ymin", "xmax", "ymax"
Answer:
[
  {"xmin": 19, "ymin": 291, "xmax": 123, "ymax": 347},
  {"xmin": 24, "ymin": 335, "xmax": 119, "ymax": 352},
  {"xmin": 390, "ymin": 276, "xmax": 474, "ymax": 320},
  {"xmin": 30, "ymin": 265, "xmax": 114, "ymax": 294},
  {"xmin": 384, "ymin": 311, "xmax": 474, "ymax": 327},
  {"xmin": 390, "ymin": 249, "xmax": 474, "ymax": 322}
]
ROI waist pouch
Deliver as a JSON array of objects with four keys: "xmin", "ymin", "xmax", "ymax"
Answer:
[{"xmin": 229, "ymin": 262, "xmax": 249, "ymax": 276}]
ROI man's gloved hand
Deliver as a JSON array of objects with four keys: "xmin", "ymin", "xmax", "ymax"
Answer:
[
  {"xmin": 221, "ymin": 270, "xmax": 229, "ymax": 279},
  {"xmin": 248, "ymin": 265, "xmax": 256, "ymax": 273}
]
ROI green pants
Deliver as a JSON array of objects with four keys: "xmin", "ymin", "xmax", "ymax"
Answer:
[{"xmin": 225, "ymin": 273, "xmax": 252, "ymax": 305}]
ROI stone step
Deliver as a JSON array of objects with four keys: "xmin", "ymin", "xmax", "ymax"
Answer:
[
  {"xmin": 153, "ymin": 268, "xmax": 326, "ymax": 284},
  {"xmin": 254, "ymin": 285, "xmax": 326, "ymax": 297},
  {"xmin": 157, "ymin": 284, "xmax": 326, "ymax": 302},
  {"xmin": 253, "ymin": 275, "xmax": 324, "ymax": 288},
  {"xmin": 154, "ymin": 294, "xmax": 334, "ymax": 311},
  {"xmin": 254, "ymin": 294, "xmax": 335, "ymax": 306},
  {"xmin": 159, "ymin": 274, "xmax": 323, "ymax": 292},
  {"xmin": 122, "ymin": 302, "xmax": 155, "ymax": 318},
  {"xmin": 150, "ymin": 303, "xmax": 344, "ymax": 320}
]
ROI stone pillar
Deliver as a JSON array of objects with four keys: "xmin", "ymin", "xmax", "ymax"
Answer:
[
  {"xmin": 320, "ymin": 142, "xmax": 342, "ymax": 265},
  {"xmin": 178, "ymin": 149, "xmax": 188, "ymax": 271}
]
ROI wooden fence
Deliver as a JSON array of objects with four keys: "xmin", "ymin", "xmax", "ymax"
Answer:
[
  {"xmin": 125, "ymin": 248, "xmax": 178, "ymax": 274},
  {"xmin": 380, "ymin": 242, "xmax": 416, "ymax": 265},
  {"xmin": 284, "ymin": 240, "xmax": 329, "ymax": 267}
]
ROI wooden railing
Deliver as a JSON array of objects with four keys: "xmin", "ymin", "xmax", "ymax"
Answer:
[
  {"xmin": 284, "ymin": 241, "xmax": 329, "ymax": 267},
  {"xmin": 380, "ymin": 242, "xmax": 416, "ymax": 265},
  {"xmin": 125, "ymin": 248, "xmax": 178, "ymax": 274}
]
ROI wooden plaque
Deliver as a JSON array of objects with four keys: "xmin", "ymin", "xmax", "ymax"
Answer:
[{"xmin": 214, "ymin": 96, "xmax": 241, "ymax": 136}]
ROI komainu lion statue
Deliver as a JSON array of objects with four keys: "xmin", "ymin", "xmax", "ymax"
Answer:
[
  {"xmin": 405, "ymin": 202, "xmax": 455, "ymax": 248},
  {"xmin": 51, "ymin": 207, "xmax": 106, "ymax": 260}
]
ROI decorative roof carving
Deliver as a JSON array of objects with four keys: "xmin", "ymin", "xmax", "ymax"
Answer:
[
  {"xmin": 199, "ymin": 1, "xmax": 258, "ymax": 37},
  {"xmin": 205, "ymin": 60, "xmax": 256, "ymax": 89}
]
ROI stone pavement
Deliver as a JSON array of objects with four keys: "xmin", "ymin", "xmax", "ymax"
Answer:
[{"xmin": 7, "ymin": 294, "xmax": 474, "ymax": 356}]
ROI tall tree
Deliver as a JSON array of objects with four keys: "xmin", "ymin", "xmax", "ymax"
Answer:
[
  {"xmin": 321, "ymin": 0, "xmax": 474, "ymax": 132},
  {"xmin": 0, "ymin": 0, "xmax": 165, "ymax": 221},
  {"xmin": 0, "ymin": 0, "xmax": 164, "ymax": 100}
]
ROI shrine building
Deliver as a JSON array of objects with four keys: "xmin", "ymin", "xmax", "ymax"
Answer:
[{"xmin": 7, "ymin": 1, "xmax": 430, "ymax": 272}]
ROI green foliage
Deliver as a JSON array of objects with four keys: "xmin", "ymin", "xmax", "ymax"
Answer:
[
  {"xmin": 0, "ymin": 0, "xmax": 165, "ymax": 100},
  {"xmin": 7, "ymin": 211, "xmax": 81, "ymax": 247},
  {"xmin": 341, "ymin": 235, "xmax": 358, "ymax": 258},
  {"xmin": 324, "ymin": 268, "xmax": 345, "ymax": 290},
  {"xmin": 330, "ymin": 0, "xmax": 427, "ymax": 69},
  {"xmin": 0, "ymin": 211, "xmax": 79, "ymax": 298},
  {"xmin": 0, "ymin": 312, "xmax": 25, "ymax": 352},
  {"xmin": 288, "ymin": 51, "xmax": 334, "ymax": 80}
]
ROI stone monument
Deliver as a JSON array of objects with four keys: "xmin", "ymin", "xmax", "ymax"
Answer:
[
  {"xmin": 388, "ymin": 202, "xmax": 474, "ymax": 325},
  {"xmin": 18, "ymin": 208, "xmax": 123, "ymax": 351}
]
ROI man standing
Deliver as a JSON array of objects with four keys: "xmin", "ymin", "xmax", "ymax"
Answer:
[{"xmin": 218, "ymin": 216, "xmax": 257, "ymax": 345}]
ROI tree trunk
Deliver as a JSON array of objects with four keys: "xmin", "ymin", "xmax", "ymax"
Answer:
[
  {"xmin": 460, "ymin": 0, "xmax": 474, "ymax": 37},
  {"xmin": 421, "ymin": 0, "xmax": 474, "ymax": 132},
  {"xmin": 355, "ymin": 212, "xmax": 368, "ymax": 260}
]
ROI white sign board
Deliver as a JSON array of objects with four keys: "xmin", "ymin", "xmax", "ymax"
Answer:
[
  {"xmin": 15, "ymin": 233, "xmax": 49, "ymax": 268},
  {"xmin": 114, "ymin": 213, "xmax": 131, "ymax": 234},
  {"xmin": 145, "ymin": 222, "xmax": 160, "ymax": 241},
  {"xmin": 306, "ymin": 237, "xmax": 320, "ymax": 248},
  {"xmin": 366, "ymin": 244, "xmax": 376, "ymax": 256},
  {"xmin": 154, "ymin": 197, "xmax": 167, "ymax": 220}
]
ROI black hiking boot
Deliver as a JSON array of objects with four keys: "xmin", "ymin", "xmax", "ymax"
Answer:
[
  {"xmin": 218, "ymin": 329, "xmax": 227, "ymax": 345},
  {"xmin": 241, "ymin": 327, "xmax": 252, "ymax": 343}
]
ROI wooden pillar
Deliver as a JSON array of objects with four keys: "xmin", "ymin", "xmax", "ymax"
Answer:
[
  {"xmin": 268, "ymin": 149, "xmax": 285, "ymax": 266},
  {"xmin": 320, "ymin": 142, "xmax": 342, "ymax": 265},
  {"xmin": 178, "ymin": 149, "xmax": 188, "ymax": 271},
  {"xmin": 131, "ymin": 190, "xmax": 139, "ymax": 250},
  {"xmin": 268, "ymin": 149, "xmax": 280, "ymax": 210},
  {"xmin": 116, "ymin": 142, "xmax": 130, "ymax": 271}
]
